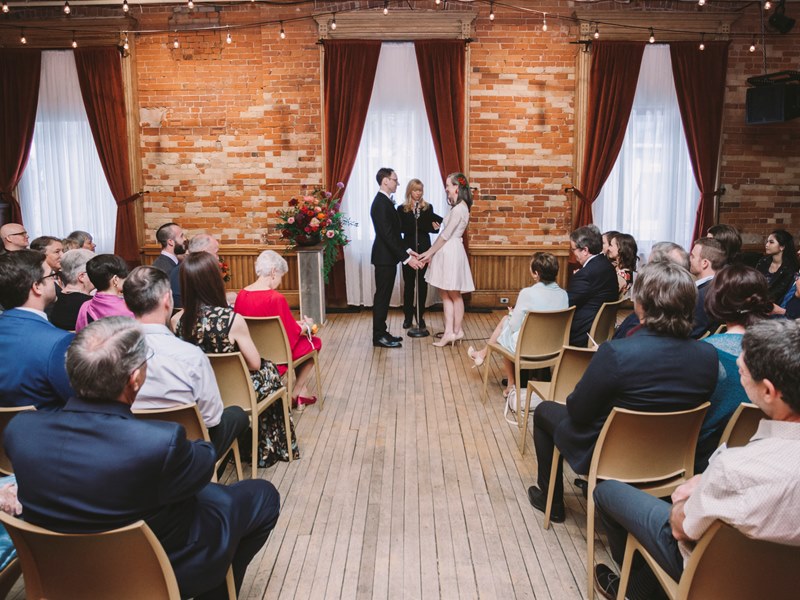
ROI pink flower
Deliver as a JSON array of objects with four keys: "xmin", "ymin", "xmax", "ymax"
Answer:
[
  {"xmin": 310, "ymin": 218, "xmax": 320, "ymax": 228},
  {"xmin": 324, "ymin": 191, "xmax": 332, "ymax": 199},
  {"xmin": 326, "ymin": 230, "xmax": 335, "ymax": 238},
  {"xmin": 337, "ymin": 182, "xmax": 345, "ymax": 189},
  {"xmin": 287, "ymin": 217, "xmax": 295, "ymax": 224},
  {"xmin": 303, "ymin": 195, "xmax": 314, "ymax": 203}
]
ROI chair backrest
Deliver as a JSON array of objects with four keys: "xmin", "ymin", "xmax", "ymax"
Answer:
[
  {"xmin": 678, "ymin": 520, "xmax": 800, "ymax": 599},
  {"xmin": 207, "ymin": 352, "xmax": 258, "ymax": 413},
  {"xmin": 0, "ymin": 406, "xmax": 35, "ymax": 475},
  {"xmin": 516, "ymin": 307, "xmax": 576, "ymax": 360},
  {"xmin": 549, "ymin": 346, "xmax": 597, "ymax": 404},
  {"xmin": 587, "ymin": 297, "xmax": 627, "ymax": 347},
  {"xmin": 0, "ymin": 512, "xmax": 181, "ymax": 600},
  {"xmin": 717, "ymin": 403, "xmax": 766, "ymax": 449},
  {"xmin": 133, "ymin": 404, "xmax": 210, "ymax": 443},
  {"xmin": 590, "ymin": 403, "xmax": 710, "ymax": 485},
  {"xmin": 243, "ymin": 316, "xmax": 292, "ymax": 365}
]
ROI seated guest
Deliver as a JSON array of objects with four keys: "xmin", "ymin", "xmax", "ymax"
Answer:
[
  {"xmin": 29, "ymin": 236, "xmax": 64, "ymax": 274},
  {"xmin": 528, "ymin": 261, "xmax": 718, "ymax": 523},
  {"xmin": 688, "ymin": 237, "xmax": 727, "ymax": 338},
  {"xmin": 61, "ymin": 236, "xmax": 80, "ymax": 251},
  {"xmin": 466, "ymin": 252, "xmax": 568, "ymax": 402},
  {"xmin": 756, "ymin": 229, "xmax": 799, "ymax": 305},
  {"xmin": 601, "ymin": 230, "xmax": 620, "ymax": 258},
  {"xmin": 123, "ymin": 266, "xmax": 249, "ymax": 458},
  {"xmin": 607, "ymin": 232, "xmax": 638, "ymax": 297},
  {"xmin": 706, "ymin": 223, "xmax": 742, "ymax": 265},
  {"xmin": 153, "ymin": 222, "xmax": 187, "ymax": 276},
  {"xmin": 695, "ymin": 264, "xmax": 773, "ymax": 471},
  {"xmin": 75, "ymin": 254, "xmax": 133, "ymax": 331},
  {"xmin": 49, "ymin": 249, "xmax": 95, "ymax": 331},
  {"xmin": 0, "ymin": 250, "xmax": 74, "ymax": 409},
  {"xmin": 5, "ymin": 317, "xmax": 280, "ymax": 599},
  {"xmin": 567, "ymin": 226, "xmax": 619, "ymax": 347},
  {"xmin": 66, "ymin": 230, "xmax": 96, "ymax": 252},
  {"xmin": 0, "ymin": 476, "xmax": 21, "ymax": 572},
  {"xmin": 170, "ymin": 233, "xmax": 219, "ymax": 309},
  {"xmin": 0, "ymin": 224, "xmax": 29, "ymax": 253},
  {"xmin": 593, "ymin": 319, "xmax": 800, "ymax": 600},
  {"xmin": 234, "ymin": 250, "xmax": 322, "ymax": 408},
  {"xmin": 175, "ymin": 252, "xmax": 299, "ymax": 468}
]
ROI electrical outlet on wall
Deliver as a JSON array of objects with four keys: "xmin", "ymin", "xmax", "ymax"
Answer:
[{"xmin": 499, "ymin": 297, "xmax": 509, "ymax": 304}]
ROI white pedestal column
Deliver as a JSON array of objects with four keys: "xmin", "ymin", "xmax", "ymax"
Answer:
[{"xmin": 296, "ymin": 244, "xmax": 326, "ymax": 325}]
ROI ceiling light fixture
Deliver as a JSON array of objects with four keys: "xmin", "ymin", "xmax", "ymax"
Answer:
[
  {"xmin": 594, "ymin": 23, "xmax": 600, "ymax": 39},
  {"xmin": 649, "ymin": 28, "xmax": 656, "ymax": 43},
  {"xmin": 63, "ymin": 1, "xmax": 71, "ymax": 15},
  {"xmin": 279, "ymin": 21, "xmax": 285, "ymax": 39},
  {"xmin": 489, "ymin": 2, "xmax": 494, "ymax": 21},
  {"xmin": 542, "ymin": 13, "xmax": 548, "ymax": 32},
  {"xmin": 699, "ymin": 33, "xmax": 705, "ymax": 50},
  {"xmin": 331, "ymin": 13, "xmax": 337, "ymax": 30},
  {"xmin": 122, "ymin": 0, "xmax": 129, "ymax": 13}
]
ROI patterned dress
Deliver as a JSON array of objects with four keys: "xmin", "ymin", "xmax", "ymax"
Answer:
[{"xmin": 176, "ymin": 304, "xmax": 299, "ymax": 467}]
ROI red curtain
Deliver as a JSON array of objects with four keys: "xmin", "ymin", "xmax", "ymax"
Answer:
[
  {"xmin": 670, "ymin": 42, "xmax": 729, "ymax": 240},
  {"xmin": 574, "ymin": 41, "xmax": 646, "ymax": 228},
  {"xmin": 0, "ymin": 50, "xmax": 42, "ymax": 225},
  {"xmin": 323, "ymin": 40, "xmax": 382, "ymax": 305},
  {"xmin": 74, "ymin": 47, "xmax": 139, "ymax": 265},
  {"xmin": 414, "ymin": 40, "xmax": 466, "ymax": 183}
]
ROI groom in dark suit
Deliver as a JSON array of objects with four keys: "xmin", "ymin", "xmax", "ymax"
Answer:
[{"xmin": 370, "ymin": 167, "xmax": 422, "ymax": 348}]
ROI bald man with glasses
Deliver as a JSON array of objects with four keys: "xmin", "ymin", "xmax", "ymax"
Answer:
[{"xmin": 0, "ymin": 223, "xmax": 30, "ymax": 253}]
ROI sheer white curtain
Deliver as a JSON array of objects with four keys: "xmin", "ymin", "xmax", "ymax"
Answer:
[
  {"xmin": 18, "ymin": 51, "xmax": 117, "ymax": 253},
  {"xmin": 343, "ymin": 42, "xmax": 443, "ymax": 307},
  {"xmin": 594, "ymin": 45, "xmax": 700, "ymax": 257}
]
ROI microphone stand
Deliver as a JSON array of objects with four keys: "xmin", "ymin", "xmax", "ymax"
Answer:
[{"xmin": 408, "ymin": 201, "xmax": 429, "ymax": 338}]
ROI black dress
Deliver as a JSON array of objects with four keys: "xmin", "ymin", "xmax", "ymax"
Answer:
[
  {"xmin": 755, "ymin": 256, "xmax": 797, "ymax": 304},
  {"xmin": 397, "ymin": 204, "xmax": 442, "ymax": 324},
  {"xmin": 50, "ymin": 291, "xmax": 92, "ymax": 331}
]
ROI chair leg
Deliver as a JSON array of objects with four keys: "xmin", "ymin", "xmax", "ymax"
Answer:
[
  {"xmin": 543, "ymin": 448, "xmax": 561, "ymax": 530},
  {"xmin": 251, "ymin": 415, "xmax": 258, "ymax": 480},
  {"xmin": 480, "ymin": 347, "xmax": 492, "ymax": 404},
  {"xmin": 587, "ymin": 490, "xmax": 596, "ymax": 600},
  {"xmin": 515, "ymin": 362, "xmax": 522, "ymax": 429},
  {"xmin": 314, "ymin": 353, "xmax": 323, "ymax": 408},
  {"xmin": 518, "ymin": 383, "xmax": 532, "ymax": 454},
  {"xmin": 225, "ymin": 566, "xmax": 236, "ymax": 600},
  {"xmin": 617, "ymin": 534, "xmax": 637, "ymax": 600},
  {"xmin": 282, "ymin": 389, "xmax": 293, "ymax": 464},
  {"xmin": 232, "ymin": 440, "xmax": 244, "ymax": 482}
]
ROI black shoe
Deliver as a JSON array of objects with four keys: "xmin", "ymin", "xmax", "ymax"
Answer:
[
  {"xmin": 418, "ymin": 318, "xmax": 426, "ymax": 329},
  {"xmin": 574, "ymin": 478, "xmax": 589, "ymax": 499},
  {"xmin": 388, "ymin": 333, "xmax": 403, "ymax": 343},
  {"xmin": 527, "ymin": 485, "xmax": 565, "ymax": 523},
  {"xmin": 402, "ymin": 318, "xmax": 413, "ymax": 329},
  {"xmin": 374, "ymin": 334, "xmax": 402, "ymax": 348},
  {"xmin": 501, "ymin": 378, "xmax": 509, "ymax": 387},
  {"xmin": 594, "ymin": 564, "xmax": 622, "ymax": 600}
]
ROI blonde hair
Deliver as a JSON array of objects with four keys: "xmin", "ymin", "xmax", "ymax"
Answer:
[{"xmin": 402, "ymin": 178, "xmax": 429, "ymax": 213}]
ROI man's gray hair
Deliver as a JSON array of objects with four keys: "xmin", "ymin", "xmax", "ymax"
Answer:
[
  {"xmin": 570, "ymin": 226, "xmax": 603, "ymax": 255},
  {"xmin": 255, "ymin": 250, "xmax": 289, "ymax": 278},
  {"xmin": 649, "ymin": 242, "xmax": 690, "ymax": 271},
  {"xmin": 123, "ymin": 266, "xmax": 171, "ymax": 317},
  {"xmin": 66, "ymin": 317, "xmax": 147, "ymax": 402},
  {"xmin": 188, "ymin": 233, "xmax": 215, "ymax": 253},
  {"xmin": 60, "ymin": 249, "xmax": 95, "ymax": 285},
  {"xmin": 67, "ymin": 230, "xmax": 93, "ymax": 247}
]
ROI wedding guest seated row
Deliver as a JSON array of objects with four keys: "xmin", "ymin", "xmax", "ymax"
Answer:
[
  {"xmin": 466, "ymin": 251, "xmax": 568, "ymax": 404},
  {"xmin": 49, "ymin": 249, "xmax": 95, "ymax": 331},
  {"xmin": 756, "ymin": 229, "xmax": 798, "ymax": 305},
  {"xmin": 5, "ymin": 317, "xmax": 281, "ymax": 599},
  {"xmin": 604, "ymin": 232, "xmax": 638, "ymax": 297},
  {"xmin": 170, "ymin": 232, "xmax": 219, "ymax": 309},
  {"xmin": 593, "ymin": 319, "xmax": 800, "ymax": 599},
  {"xmin": 0, "ymin": 250, "xmax": 73, "ymax": 409},
  {"xmin": 0, "ymin": 224, "xmax": 29, "ymax": 253},
  {"xmin": 528, "ymin": 261, "xmax": 718, "ymax": 523},
  {"xmin": 695, "ymin": 264, "xmax": 773, "ymax": 472},
  {"xmin": 234, "ymin": 250, "xmax": 323, "ymax": 409},
  {"xmin": 75, "ymin": 254, "xmax": 133, "ymax": 332},
  {"xmin": 153, "ymin": 222, "xmax": 187, "ymax": 277},
  {"xmin": 29, "ymin": 236, "xmax": 64, "ymax": 274},
  {"xmin": 64, "ymin": 230, "xmax": 96, "ymax": 252},
  {"xmin": 174, "ymin": 251, "xmax": 299, "ymax": 468},
  {"xmin": 123, "ymin": 266, "xmax": 249, "ymax": 459}
]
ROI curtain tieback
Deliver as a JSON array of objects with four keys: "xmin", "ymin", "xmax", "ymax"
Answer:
[
  {"xmin": 119, "ymin": 191, "xmax": 144, "ymax": 206},
  {"xmin": 570, "ymin": 187, "xmax": 588, "ymax": 203}
]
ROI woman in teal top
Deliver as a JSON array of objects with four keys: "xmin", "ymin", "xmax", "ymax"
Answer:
[
  {"xmin": 468, "ymin": 252, "xmax": 568, "ymax": 400},
  {"xmin": 696, "ymin": 264, "xmax": 773, "ymax": 472}
]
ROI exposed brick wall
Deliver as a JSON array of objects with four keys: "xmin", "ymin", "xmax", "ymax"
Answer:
[{"xmin": 134, "ymin": 2, "xmax": 798, "ymax": 250}]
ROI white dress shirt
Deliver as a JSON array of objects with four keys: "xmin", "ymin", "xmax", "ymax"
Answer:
[{"xmin": 133, "ymin": 323, "xmax": 223, "ymax": 428}]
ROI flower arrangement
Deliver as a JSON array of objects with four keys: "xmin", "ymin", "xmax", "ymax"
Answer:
[
  {"xmin": 218, "ymin": 258, "xmax": 231, "ymax": 283},
  {"xmin": 276, "ymin": 182, "xmax": 356, "ymax": 283}
]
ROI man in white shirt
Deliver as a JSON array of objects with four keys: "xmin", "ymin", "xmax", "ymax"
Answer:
[
  {"xmin": 152, "ymin": 222, "xmax": 187, "ymax": 276},
  {"xmin": 592, "ymin": 318, "xmax": 800, "ymax": 600},
  {"xmin": 123, "ymin": 265, "xmax": 248, "ymax": 458}
]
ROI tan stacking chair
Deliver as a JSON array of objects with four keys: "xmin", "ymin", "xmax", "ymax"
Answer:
[
  {"xmin": 582, "ymin": 403, "xmax": 710, "ymax": 600},
  {"xmin": 522, "ymin": 346, "xmax": 596, "ymax": 454},
  {"xmin": 0, "ymin": 513, "xmax": 182, "ymax": 600},
  {"xmin": 717, "ymin": 402, "xmax": 766, "ymax": 449},
  {"xmin": 480, "ymin": 307, "xmax": 575, "ymax": 404},
  {"xmin": 617, "ymin": 520, "xmax": 800, "ymax": 600},
  {"xmin": 587, "ymin": 297, "xmax": 627, "ymax": 347},
  {"xmin": 244, "ymin": 316, "xmax": 323, "ymax": 407},
  {"xmin": 0, "ymin": 406, "xmax": 36, "ymax": 476},
  {"xmin": 0, "ymin": 558, "xmax": 20, "ymax": 599},
  {"xmin": 207, "ymin": 352, "xmax": 291, "ymax": 479},
  {"xmin": 134, "ymin": 403, "xmax": 243, "ymax": 483}
]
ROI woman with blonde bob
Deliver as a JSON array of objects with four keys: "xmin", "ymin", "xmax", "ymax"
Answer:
[{"xmin": 234, "ymin": 250, "xmax": 322, "ymax": 408}]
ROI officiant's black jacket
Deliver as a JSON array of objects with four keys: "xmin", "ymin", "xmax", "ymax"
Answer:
[{"xmin": 397, "ymin": 204, "xmax": 442, "ymax": 254}]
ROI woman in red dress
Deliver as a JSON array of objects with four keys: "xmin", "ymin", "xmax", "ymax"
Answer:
[{"xmin": 234, "ymin": 250, "xmax": 322, "ymax": 408}]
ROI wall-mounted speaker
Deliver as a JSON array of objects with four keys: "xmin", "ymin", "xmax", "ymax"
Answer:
[{"xmin": 745, "ymin": 84, "xmax": 800, "ymax": 124}]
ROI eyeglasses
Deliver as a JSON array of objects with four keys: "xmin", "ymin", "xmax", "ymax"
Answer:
[{"xmin": 38, "ymin": 271, "xmax": 61, "ymax": 283}]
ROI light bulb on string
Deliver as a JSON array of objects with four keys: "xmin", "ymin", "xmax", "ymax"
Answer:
[
  {"xmin": 542, "ymin": 13, "xmax": 547, "ymax": 32},
  {"xmin": 122, "ymin": 0, "xmax": 129, "ymax": 13},
  {"xmin": 187, "ymin": 0, "xmax": 193, "ymax": 9},
  {"xmin": 749, "ymin": 38, "xmax": 756, "ymax": 52},
  {"xmin": 226, "ymin": 28, "xmax": 232, "ymax": 44},
  {"xmin": 331, "ymin": 13, "xmax": 337, "ymax": 30},
  {"xmin": 383, "ymin": 2, "xmax": 388, "ymax": 15},
  {"xmin": 71, "ymin": 32, "xmax": 77, "ymax": 48},
  {"xmin": 123, "ymin": 32, "xmax": 130, "ymax": 50},
  {"xmin": 698, "ymin": 0, "xmax": 705, "ymax": 6},
  {"xmin": 489, "ymin": 2, "xmax": 494, "ymax": 21},
  {"xmin": 764, "ymin": 0, "xmax": 771, "ymax": 9},
  {"xmin": 2, "ymin": 3, "xmax": 9, "ymax": 14},
  {"xmin": 21, "ymin": 29, "xmax": 26, "ymax": 44},
  {"xmin": 699, "ymin": 33, "xmax": 705, "ymax": 51},
  {"xmin": 435, "ymin": 0, "xmax": 440, "ymax": 5},
  {"xmin": 173, "ymin": 33, "xmax": 179, "ymax": 49},
  {"xmin": 64, "ymin": 1, "xmax": 71, "ymax": 15},
  {"xmin": 649, "ymin": 28, "xmax": 656, "ymax": 43},
  {"xmin": 594, "ymin": 23, "xmax": 600, "ymax": 39},
  {"xmin": 279, "ymin": 22, "xmax": 285, "ymax": 39}
]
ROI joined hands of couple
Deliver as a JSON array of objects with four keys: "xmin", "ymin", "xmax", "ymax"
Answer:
[{"xmin": 406, "ymin": 249, "xmax": 433, "ymax": 270}]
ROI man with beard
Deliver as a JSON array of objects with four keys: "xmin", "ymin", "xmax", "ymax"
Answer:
[{"xmin": 152, "ymin": 222, "xmax": 187, "ymax": 276}]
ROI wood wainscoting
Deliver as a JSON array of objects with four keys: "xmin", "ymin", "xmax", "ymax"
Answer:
[{"xmin": 140, "ymin": 244, "xmax": 570, "ymax": 310}]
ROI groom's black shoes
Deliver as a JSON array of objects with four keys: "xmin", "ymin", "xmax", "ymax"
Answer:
[{"xmin": 374, "ymin": 334, "xmax": 402, "ymax": 348}]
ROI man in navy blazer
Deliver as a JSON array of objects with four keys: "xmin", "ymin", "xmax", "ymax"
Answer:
[
  {"xmin": 567, "ymin": 226, "xmax": 620, "ymax": 347},
  {"xmin": 370, "ymin": 167, "xmax": 423, "ymax": 348},
  {"xmin": 528, "ymin": 262, "xmax": 718, "ymax": 522},
  {"xmin": 6, "ymin": 317, "xmax": 280, "ymax": 600},
  {"xmin": 688, "ymin": 238, "xmax": 726, "ymax": 338},
  {"xmin": 0, "ymin": 250, "xmax": 74, "ymax": 410}
]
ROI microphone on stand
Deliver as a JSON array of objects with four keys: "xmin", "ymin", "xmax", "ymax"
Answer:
[{"xmin": 408, "ymin": 200, "xmax": 429, "ymax": 338}]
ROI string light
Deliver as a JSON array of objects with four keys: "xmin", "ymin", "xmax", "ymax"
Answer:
[
  {"xmin": 20, "ymin": 29, "xmax": 26, "ymax": 44},
  {"xmin": 698, "ymin": 0, "xmax": 705, "ymax": 6},
  {"xmin": 749, "ymin": 37, "xmax": 756, "ymax": 52},
  {"xmin": 435, "ymin": 0, "xmax": 440, "ymax": 4},
  {"xmin": 649, "ymin": 27, "xmax": 655, "ymax": 43},
  {"xmin": 63, "ymin": 1, "xmax": 70, "ymax": 15},
  {"xmin": 764, "ymin": 0, "xmax": 771, "ymax": 9},
  {"xmin": 594, "ymin": 23, "xmax": 600, "ymax": 39},
  {"xmin": 226, "ymin": 28, "xmax": 232, "ymax": 44},
  {"xmin": 2, "ymin": 3, "xmax": 8, "ymax": 14},
  {"xmin": 173, "ymin": 32, "xmax": 179, "ymax": 49},
  {"xmin": 383, "ymin": 2, "xmax": 388, "ymax": 15},
  {"xmin": 542, "ymin": 13, "xmax": 547, "ymax": 32},
  {"xmin": 71, "ymin": 32, "xmax": 77, "ymax": 48},
  {"xmin": 187, "ymin": 0, "xmax": 194, "ymax": 8},
  {"xmin": 122, "ymin": 0, "xmax": 129, "ymax": 13},
  {"xmin": 279, "ymin": 21, "xmax": 285, "ymax": 39},
  {"xmin": 331, "ymin": 13, "xmax": 337, "ymax": 30},
  {"xmin": 123, "ymin": 31, "xmax": 130, "ymax": 50},
  {"xmin": 489, "ymin": 2, "xmax": 494, "ymax": 21},
  {"xmin": 699, "ymin": 33, "xmax": 705, "ymax": 51}
]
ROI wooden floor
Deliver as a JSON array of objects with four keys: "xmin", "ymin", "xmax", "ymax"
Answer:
[{"xmin": 9, "ymin": 310, "xmax": 613, "ymax": 600}]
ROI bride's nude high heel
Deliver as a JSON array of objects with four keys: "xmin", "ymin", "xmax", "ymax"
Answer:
[
  {"xmin": 467, "ymin": 346, "xmax": 484, "ymax": 368},
  {"xmin": 433, "ymin": 333, "xmax": 458, "ymax": 347}
]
